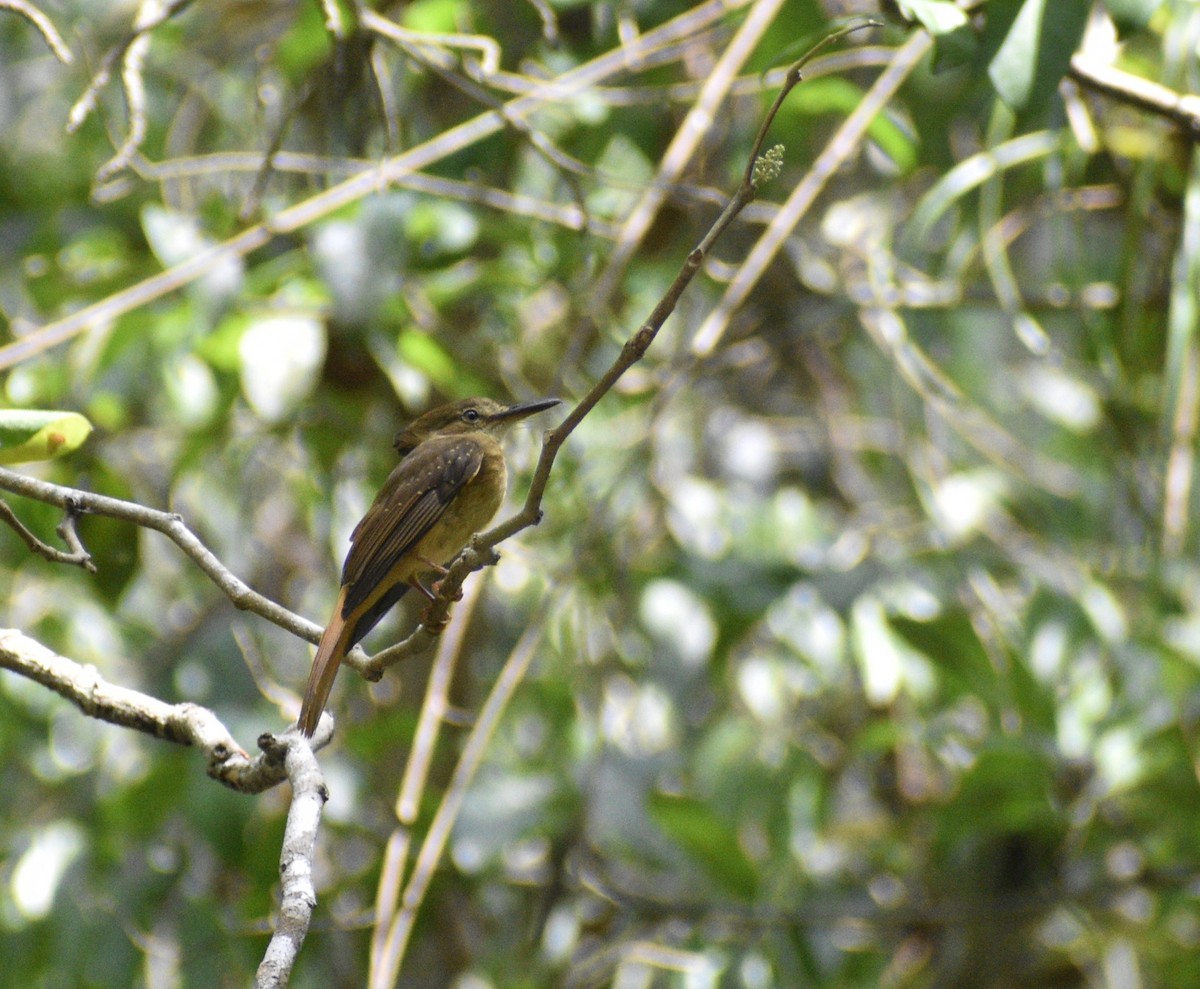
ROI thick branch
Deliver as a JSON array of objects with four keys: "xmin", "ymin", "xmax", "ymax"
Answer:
[
  {"xmin": 0, "ymin": 628, "xmax": 322, "ymax": 792},
  {"xmin": 254, "ymin": 732, "xmax": 327, "ymax": 989}
]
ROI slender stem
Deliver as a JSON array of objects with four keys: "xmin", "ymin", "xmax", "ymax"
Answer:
[
  {"xmin": 0, "ymin": 498, "xmax": 95, "ymax": 572},
  {"xmin": 0, "ymin": 467, "xmax": 322, "ymax": 644}
]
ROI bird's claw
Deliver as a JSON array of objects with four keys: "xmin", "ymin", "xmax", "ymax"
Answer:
[
  {"xmin": 430, "ymin": 577, "xmax": 464, "ymax": 602},
  {"xmin": 420, "ymin": 604, "xmax": 451, "ymax": 631}
]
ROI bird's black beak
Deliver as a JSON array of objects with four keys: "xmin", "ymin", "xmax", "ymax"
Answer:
[{"xmin": 497, "ymin": 397, "xmax": 562, "ymax": 422}]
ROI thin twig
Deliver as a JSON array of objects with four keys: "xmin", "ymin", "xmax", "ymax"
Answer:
[
  {"xmin": 589, "ymin": 0, "xmax": 788, "ymax": 314},
  {"xmin": 368, "ymin": 576, "xmax": 484, "ymax": 984},
  {"xmin": 0, "ymin": 498, "xmax": 95, "ymax": 572},
  {"xmin": 1, "ymin": 0, "xmax": 744, "ymax": 371},
  {"xmin": 362, "ymin": 8, "xmax": 591, "ymax": 225},
  {"xmin": 131, "ymin": 147, "xmax": 790, "ymax": 236},
  {"xmin": 55, "ymin": 505, "xmax": 96, "ymax": 570},
  {"xmin": 0, "ymin": 467, "xmax": 326, "ymax": 647},
  {"xmin": 692, "ymin": 19, "xmax": 912, "ymax": 357},
  {"xmin": 67, "ymin": 0, "xmax": 196, "ymax": 135},
  {"xmin": 395, "ymin": 574, "xmax": 485, "ymax": 823},
  {"xmin": 358, "ymin": 8, "xmax": 501, "ymax": 76},
  {"xmin": 364, "ymin": 174, "xmax": 758, "ymax": 672},
  {"xmin": 370, "ymin": 625, "xmax": 544, "ymax": 989},
  {"xmin": 237, "ymin": 75, "xmax": 318, "ymax": 221},
  {"xmin": 0, "ymin": 0, "xmax": 73, "ymax": 63},
  {"xmin": 1162, "ymin": 152, "xmax": 1200, "ymax": 555},
  {"xmin": 458, "ymin": 48, "xmax": 893, "ymax": 108},
  {"xmin": 93, "ymin": 17, "xmax": 152, "ymax": 188},
  {"xmin": 318, "ymin": 0, "xmax": 348, "ymax": 39},
  {"xmin": 525, "ymin": 0, "xmax": 558, "ymax": 45}
]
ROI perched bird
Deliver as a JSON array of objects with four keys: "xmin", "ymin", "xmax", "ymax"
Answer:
[{"xmin": 297, "ymin": 396, "xmax": 561, "ymax": 737}]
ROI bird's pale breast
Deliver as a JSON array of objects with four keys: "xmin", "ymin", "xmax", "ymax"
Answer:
[{"xmin": 413, "ymin": 442, "xmax": 507, "ymax": 566}]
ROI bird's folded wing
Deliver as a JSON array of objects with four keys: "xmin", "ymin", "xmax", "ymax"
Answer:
[{"xmin": 340, "ymin": 436, "xmax": 484, "ymax": 615}]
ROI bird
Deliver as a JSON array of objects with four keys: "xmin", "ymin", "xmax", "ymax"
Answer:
[{"xmin": 297, "ymin": 395, "xmax": 561, "ymax": 737}]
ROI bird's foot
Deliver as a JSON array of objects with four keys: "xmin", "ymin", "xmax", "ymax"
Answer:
[
  {"xmin": 417, "ymin": 554, "xmax": 450, "ymax": 575},
  {"xmin": 409, "ymin": 576, "xmax": 438, "ymax": 602},
  {"xmin": 420, "ymin": 604, "xmax": 451, "ymax": 631},
  {"xmin": 430, "ymin": 576, "xmax": 464, "ymax": 601}
]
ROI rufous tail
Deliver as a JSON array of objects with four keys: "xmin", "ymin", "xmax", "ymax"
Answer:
[{"xmin": 298, "ymin": 587, "xmax": 353, "ymax": 737}]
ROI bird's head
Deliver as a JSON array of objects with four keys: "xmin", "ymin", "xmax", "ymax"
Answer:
[{"xmin": 393, "ymin": 396, "xmax": 561, "ymax": 454}]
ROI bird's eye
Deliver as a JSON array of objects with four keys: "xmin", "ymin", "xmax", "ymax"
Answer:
[{"xmin": 462, "ymin": 408, "xmax": 480, "ymax": 422}]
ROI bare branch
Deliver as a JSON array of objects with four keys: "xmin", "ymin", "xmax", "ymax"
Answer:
[
  {"xmin": 0, "ymin": 628, "xmax": 320, "ymax": 792},
  {"xmin": 368, "ymin": 577, "xmax": 484, "ymax": 982},
  {"xmin": 92, "ymin": 16, "xmax": 152, "ymax": 188},
  {"xmin": 66, "ymin": 0, "xmax": 196, "ymax": 136},
  {"xmin": 0, "ymin": 0, "xmax": 745, "ymax": 371},
  {"xmin": 525, "ymin": 0, "xmax": 559, "ymax": 45},
  {"xmin": 131, "ymin": 147, "xmax": 804, "ymax": 236},
  {"xmin": 358, "ymin": 8, "xmax": 501, "ymax": 77},
  {"xmin": 0, "ymin": 0, "xmax": 73, "ymax": 63},
  {"xmin": 0, "ymin": 498, "xmax": 95, "ymax": 572},
  {"xmin": 369, "ymin": 624, "xmax": 544, "ymax": 989},
  {"xmin": 457, "ymin": 48, "xmax": 894, "ymax": 108},
  {"xmin": 254, "ymin": 732, "xmax": 327, "ymax": 989},
  {"xmin": 361, "ymin": 8, "xmax": 591, "ymax": 226},
  {"xmin": 692, "ymin": 21, "xmax": 919, "ymax": 357},
  {"xmin": 133, "ymin": 150, "xmax": 617, "ymax": 234},
  {"xmin": 1069, "ymin": 52, "xmax": 1200, "ymax": 138},
  {"xmin": 0, "ymin": 466, "xmax": 326, "ymax": 647},
  {"xmin": 317, "ymin": 0, "xmax": 348, "ymax": 39},
  {"xmin": 589, "ymin": 0, "xmax": 788, "ymax": 315},
  {"xmin": 394, "ymin": 576, "xmax": 485, "ymax": 823}
]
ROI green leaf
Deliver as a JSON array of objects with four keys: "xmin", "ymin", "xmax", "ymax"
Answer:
[
  {"xmin": 899, "ymin": 0, "xmax": 968, "ymax": 34},
  {"xmin": 897, "ymin": 0, "xmax": 978, "ymax": 71},
  {"xmin": 396, "ymin": 332, "xmax": 488, "ymax": 396},
  {"xmin": 1101, "ymin": 0, "xmax": 1163, "ymax": 30},
  {"xmin": 790, "ymin": 78, "xmax": 918, "ymax": 174},
  {"xmin": 948, "ymin": 745, "xmax": 1057, "ymax": 836},
  {"xmin": 647, "ymin": 791, "xmax": 758, "ymax": 898},
  {"xmin": 888, "ymin": 609, "xmax": 996, "ymax": 702},
  {"xmin": 403, "ymin": 0, "xmax": 460, "ymax": 32},
  {"xmin": 0, "ymin": 410, "xmax": 93, "ymax": 464},
  {"xmin": 275, "ymin": 0, "xmax": 333, "ymax": 80},
  {"xmin": 986, "ymin": 0, "xmax": 1089, "ymax": 111}
]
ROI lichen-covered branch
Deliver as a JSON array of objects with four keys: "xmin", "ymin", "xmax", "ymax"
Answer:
[
  {"xmin": 253, "ymin": 732, "xmax": 327, "ymax": 988},
  {"xmin": 0, "ymin": 628, "xmax": 328, "ymax": 792}
]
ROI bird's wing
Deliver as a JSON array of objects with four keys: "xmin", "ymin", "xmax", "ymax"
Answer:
[{"xmin": 340, "ymin": 435, "xmax": 484, "ymax": 616}]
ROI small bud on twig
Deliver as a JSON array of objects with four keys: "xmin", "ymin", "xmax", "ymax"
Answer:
[{"xmin": 753, "ymin": 144, "xmax": 785, "ymax": 186}]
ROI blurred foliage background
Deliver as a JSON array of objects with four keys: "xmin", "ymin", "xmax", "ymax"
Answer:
[{"xmin": 1, "ymin": 0, "xmax": 1197, "ymax": 986}]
